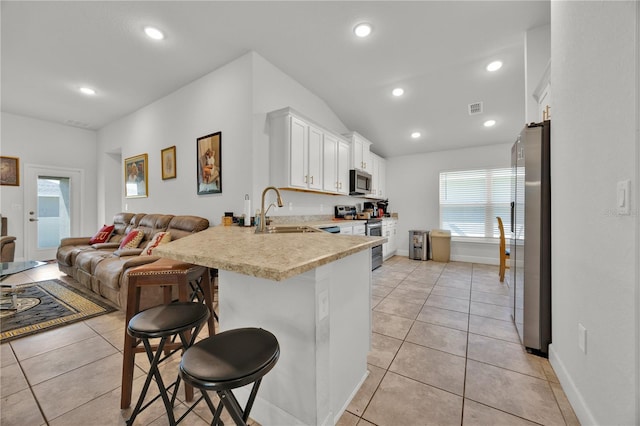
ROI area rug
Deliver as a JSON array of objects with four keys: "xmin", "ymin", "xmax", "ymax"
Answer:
[{"xmin": 0, "ymin": 279, "xmax": 117, "ymax": 343}]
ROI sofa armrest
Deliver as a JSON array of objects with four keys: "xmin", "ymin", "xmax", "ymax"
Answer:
[
  {"xmin": 121, "ymin": 255, "xmax": 161, "ymax": 270},
  {"xmin": 60, "ymin": 237, "xmax": 91, "ymax": 246},
  {"xmin": 113, "ymin": 248, "xmax": 144, "ymax": 257},
  {"xmin": 91, "ymin": 242, "xmax": 120, "ymax": 250}
]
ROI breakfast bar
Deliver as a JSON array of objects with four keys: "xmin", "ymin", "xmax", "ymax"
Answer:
[{"xmin": 154, "ymin": 225, "xmax": 385, "ymax": 425}]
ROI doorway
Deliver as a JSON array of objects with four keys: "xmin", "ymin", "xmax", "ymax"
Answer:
[{"xmin": 24, "ymin": 165, "xmax": 82, "ymax": 261}]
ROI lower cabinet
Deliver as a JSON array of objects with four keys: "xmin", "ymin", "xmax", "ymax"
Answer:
[{"xmin": 382, "ymin": 219, "xmax": 398, "ymax": 261}]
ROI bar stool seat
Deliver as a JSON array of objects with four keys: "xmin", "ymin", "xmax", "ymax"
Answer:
[
  {"xmin": 179, "ymin": 328, "xmax": 280, "ymax": 426},
  {"xmin": 126, "ymin": 302, "xmax": 210, "ymax": 426},
  {"xmin": 121, "ymin": 258, "xmax": 216, "ymax": 410}
]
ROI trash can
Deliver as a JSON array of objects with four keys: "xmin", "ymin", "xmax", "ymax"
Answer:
[
  {"xmin": 430, "ymin": 229, "xmax": 451, "ymax": 262},
  {"xmin": 409, "ymin": 230, "xmax": 429, "ymax": 260}
]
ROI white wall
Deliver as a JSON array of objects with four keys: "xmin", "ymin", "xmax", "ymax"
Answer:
[
  {"xmin": 549, "ymin": 2, "xmax": 639, "ymax": 425},
  {"xmin": 387, "ymin": 142, "xmax": 512, "ymax": 263},
  {"xmin": 97, "ymin": 53, "xmax": 254, "ymax": 226},
  {"xmin": 251, "ymin": 52, "xmax": 356, "ymax": 215},
  {"xmin": 0, "ymin": 113, "xmax": 98, "ymax": 260},
  {"xmin": 96, "ymin": 51, "xmax": 360, "ymax": 226}
]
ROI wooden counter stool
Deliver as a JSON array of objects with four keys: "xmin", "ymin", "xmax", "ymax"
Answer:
[
  {"xmin": 125, "ymin": 302, "xmax": 210, "ymax": 426},
  {"xmin": 178, "ymin": 328, "xmax": 280, "ymax": 426},
  {"xmin": 121, "ymin": 258, "xmax": 216, "ymax": 410}
]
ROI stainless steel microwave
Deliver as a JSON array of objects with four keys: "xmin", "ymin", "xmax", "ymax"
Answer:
[{"xmin": 349, "ymin": 169, "xmax": 372, "ymax": 195}]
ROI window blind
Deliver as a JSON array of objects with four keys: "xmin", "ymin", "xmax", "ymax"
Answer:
[{"xmin": 439, "ymin": 168, "xmax": 512, "ymax": 238}]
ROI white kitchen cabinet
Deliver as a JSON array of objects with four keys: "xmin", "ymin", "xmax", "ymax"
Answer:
[
  {"xmin": 378, "ymin": 157, "xmax": 386, "ymax": 199},
  {"xmin": 368, "ymin": 153, "xmax": 387, "ymax": 199},
  {"xmin": 307, "ymin": 125, "xmax": 323, "ymax": 191},
  {"xmin": 337, "ymin": 140, "xmax": 350, "ymax": 195},
  {"xmin": 323, "ymin": 132, "xmax": 338, "ymax": 193},
  {"xmin": 382, "ymin": 218, "xmax": 398, "ymax": 260},
  {"xmin": 352, "ymin": 224, "xmax": 366, "ymax": 236},
  {"xmin": 340, "ymin": 225, "xmax": 353, "ymax": 235},
  {"xmin": 344, "ymin": 132, "xmax": 372, "ymax": 172},
  {"xmin": 323, "ymin": 133, "xmax": 351, "ymax": 195},
  {"xmin": 269, "ymin": 108, "xmax": 323, "ymax": 191}
]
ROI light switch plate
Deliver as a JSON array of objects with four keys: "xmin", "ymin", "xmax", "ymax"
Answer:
[
  {"xmin": 617, "ymin": 180, "xmax": 631, "ymax": 215},
  {"xmin": 578, "ymin": 323, "xmax": 587, "ymax": 354}
]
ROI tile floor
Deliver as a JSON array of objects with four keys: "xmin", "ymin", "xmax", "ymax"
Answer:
[{"xmin": 0, "ymin": 258, "xmax": 580, "ymax": 425}]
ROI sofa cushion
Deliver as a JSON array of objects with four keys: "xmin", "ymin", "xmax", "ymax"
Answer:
[
  {"xmin": 141, "ymin": 232, "xmax": 171, "ymax": 256},
  {"xmin": 89, "ymin": 224, "xmax": 115, "ymax": 244},
  {"xmin": 119, "ymin": 230, "xmax": 144, "ymax": 249}
]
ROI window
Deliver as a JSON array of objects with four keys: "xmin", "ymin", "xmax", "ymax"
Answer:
[{"xmin": 439, "ymin": 168, "xmax": 512, "ymax": 238}]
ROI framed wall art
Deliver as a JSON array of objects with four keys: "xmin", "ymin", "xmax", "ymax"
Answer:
[
  {"xmin": 0, "ymin": 156, "xmax": 20, "ymax": 186},
  {"xmin": 196, "ymin": 132, "xmax": 221, "ymax": 195},
  {"xmin": 161, "ymin": 146, "xmax": 177, "ymax": 180},
  {"xmin": 124, "ymin": 153, "xmax": 148, "ymax": 198}
]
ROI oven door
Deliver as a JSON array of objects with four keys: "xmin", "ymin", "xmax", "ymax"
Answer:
[{"xmin": 367, "ymin": 221, "xmax": 383, "ymax": 270}]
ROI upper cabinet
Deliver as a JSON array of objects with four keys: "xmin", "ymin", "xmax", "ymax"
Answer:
[
  {"xmin": 369, "ymin": 153, "xmax": 387, "ymax": 199},
  {"xmin": 268, "ymin": 108, "xmax": 385, "ymax": 198},
  {"xmin": 343, "ymin": 132, "xmax": 372, "ymax": 172},
  {"xmin": 323, "ymin": 133, "xmax": 350, "ymax": 195},
  {"xmin": 269, "ymin": 107, "xmax": 349, "ymax": 195},
  {"xmin": 276, "ymin": 113, "xmax": 322, "ymax": 191}
]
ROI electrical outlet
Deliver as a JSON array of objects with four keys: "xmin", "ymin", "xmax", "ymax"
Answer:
[
  {"xmin": 288, "ymin": 202, "xmax": 293, "ymax": 211},
  {"xmin": 578, "ymin": 323, "xmax": 587, "ymax": 354}
]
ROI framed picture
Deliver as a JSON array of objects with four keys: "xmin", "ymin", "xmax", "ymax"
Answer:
[
  {"xmin": 161, "ymin": 146, "xmax": 177, "ymax": 180},
  {"xmin": 0, "ymin": 156, "xmax": 20, "ymax": 186},
  {"xmin": 124, "ymin": 153, "xmax": 148, "ymax": 198},
  {"xmin": 196, "ymin": 132, "xmax": 221, "ymax": 195}
]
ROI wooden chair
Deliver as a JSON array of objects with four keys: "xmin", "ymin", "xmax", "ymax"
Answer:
[{"xmin": 496, "ymin": 216, "xmax": 510, "ymax": 282}]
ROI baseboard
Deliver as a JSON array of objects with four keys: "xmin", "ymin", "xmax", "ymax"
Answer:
[
  {"xmin": 333, "ymin": 369, "xmax": 369, "ymax": 424},
  {"xmin": 548, "ymin": 343, "xmax": 597, "ymax": 426},
  {"xmin": 395, "ymin": 249, "xmax": 496, "ymax": 265}
]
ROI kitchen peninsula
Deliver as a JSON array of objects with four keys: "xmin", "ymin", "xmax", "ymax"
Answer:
[{"xmin": 154, "ymin": 225, "xmax": 385, "ymax": 425}]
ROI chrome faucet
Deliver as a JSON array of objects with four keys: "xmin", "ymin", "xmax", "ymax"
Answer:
[{"xmin": 256, "ymin": 186, "xmax": 284, "ymax": 233}]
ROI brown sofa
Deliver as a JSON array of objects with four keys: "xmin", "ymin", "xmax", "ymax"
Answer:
[{"xmin": 57, "ymin": 212, "xmax": 209, "ymax": 310}]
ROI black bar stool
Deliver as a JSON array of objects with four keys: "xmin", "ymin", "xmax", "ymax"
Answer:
[
  {"xmin": 179, "ymin": 328, "xmax": 280, "ymax": 426},
  {"xmin": 126, "ymin": 302, "xmax": 211, "ymax": 426}
]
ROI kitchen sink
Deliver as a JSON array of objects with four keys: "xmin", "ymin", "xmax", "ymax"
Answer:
[{"xmin": 261, "ymin": 225, "xmax": 323, "ymax": 234}]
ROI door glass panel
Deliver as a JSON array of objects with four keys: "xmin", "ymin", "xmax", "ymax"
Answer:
[{"xmin": 37, "ymin": 176, "xmax": 71, "ymax": 249}]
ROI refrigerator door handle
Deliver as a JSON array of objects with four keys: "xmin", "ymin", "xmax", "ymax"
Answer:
[{"xmin": 510, "ymin": 201, "xmax": 515, "ymax": 233}]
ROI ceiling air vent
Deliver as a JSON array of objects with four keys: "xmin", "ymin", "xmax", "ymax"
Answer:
[{"xmin": 468, "ymin": 102, "xmax": 483, "ymax": 115}]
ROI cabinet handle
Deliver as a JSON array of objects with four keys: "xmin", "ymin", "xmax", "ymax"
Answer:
[
  {"xmin": 304, "ymin": 175, "xmax": 308, "ymax": 183},
  {"xmin": 310, "ymin": 176, "xmax": 314, "ymax": 184},
  {"xmin": 339, "ymin": 182, "xmax": 342, "ymax": 189}
]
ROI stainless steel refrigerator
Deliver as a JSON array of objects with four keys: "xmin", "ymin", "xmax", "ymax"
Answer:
[{"xmin": 510, "ymin": 121, "xmax": 551, "ymax": 356}]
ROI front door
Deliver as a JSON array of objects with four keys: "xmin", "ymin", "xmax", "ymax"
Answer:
[{"xmin": 24, "ymin": 165, "xmax": 82, "ymax": 261}]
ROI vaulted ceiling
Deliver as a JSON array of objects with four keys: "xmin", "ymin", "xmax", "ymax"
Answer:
[{"xmin": 1, "ymin": 1, "xmax": 550, "ymax": 157}]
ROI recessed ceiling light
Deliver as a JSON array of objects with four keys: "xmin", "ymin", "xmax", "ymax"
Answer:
[
  {"xmin": 484, "ymin": 120, "xmax": 497, "ymax": 127},
  {"xmin": 354, "ymin": 23, "xmax": 372, "ymax": 38},
  {"xmin": 411, "ymin": 132, "xmax": 421, "ymax": 139},
  {"xmin": 486, "ymin": 61, "xmax": 503, "ymax": 72},
  {"xmin": 392, "ymin": 88, "xmax": 404, "ymax": 97},
  {"xmin": 79, "ymin": 87, "xmax": 96, "ymax": 95},
  {"xmin": 144, "ymin": 26, "xmax": 165, "ymax": 40}
]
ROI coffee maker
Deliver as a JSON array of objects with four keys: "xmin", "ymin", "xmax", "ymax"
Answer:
[
  {"xmin": 363, "ymin": 202, "xmax": 378, "ymax": 217},
  {"xmin": 377, "ymin": 200, "xmax": 389, "ymax": 217}
]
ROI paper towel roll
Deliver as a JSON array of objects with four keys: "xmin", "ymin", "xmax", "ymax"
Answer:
[{"xmin": 243, "ymin": 195, "xmax": 252, "ymax": 226}]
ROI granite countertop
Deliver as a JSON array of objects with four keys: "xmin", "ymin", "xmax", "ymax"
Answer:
[{"xmin": 154, "ymin": 225, "xmax": 386, "ymax": 281}]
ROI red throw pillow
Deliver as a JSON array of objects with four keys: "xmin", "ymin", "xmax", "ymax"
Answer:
[
  {"xmin": 118, "ymin": 229, "xmax": 144, "ymax": 249},
  {"xmin": 89, "ymin": 224, "xmax": 115, "ymax": 244}
]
